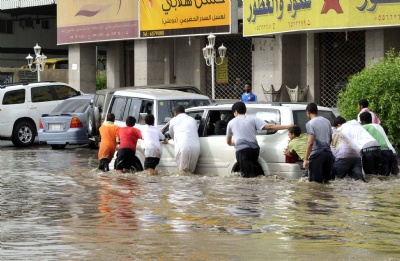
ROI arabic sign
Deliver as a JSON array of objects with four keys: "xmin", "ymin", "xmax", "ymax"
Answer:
[
  {"xmin": 140, "ymin": 0, "xmax": 230, "ymax": 38},
  {"xmin": 216, "ymin": 57, "xmax": 229, "ymax": 84},
  {"xmin": 57, "ymin": 0, "xmax": 139, "ymax": 45},
  {"xmin": 243, "ymin": 0, "xmax": 400, "ymax": 36}
]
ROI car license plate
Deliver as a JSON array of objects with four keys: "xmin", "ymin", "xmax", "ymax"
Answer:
[{"xmin": 49, "ymin": 124, "xmax": 63, "ymax": 131}]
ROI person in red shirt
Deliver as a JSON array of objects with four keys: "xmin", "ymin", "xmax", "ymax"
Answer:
[{"xmin": 115, "ymin": 116, "xmax": 142, "ymax": 173}]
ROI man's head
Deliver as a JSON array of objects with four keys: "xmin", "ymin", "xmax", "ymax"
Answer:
[
  {"xmin": 333, "ymin": 116, "xmax": 346, "ymax": 128},
  {"xmin": 232, "ymin": 101, "xmax": 246, "ymax": 116},
  {"xmin": 126, "ymin": 116, "xmax": 136, "ymax": 127},
  {"xmin": 305, "ymin": 103, "xmax": 318, "ymax": 119},
  {"xmin": 173, "ymin": 105, "xmax": 185, "ymax": 117},
  {"xmin": 358, "ymin": 99, "xmax": 369, "ymax": 111},
  {"xmin": 106, "ymin": 113, "xmax": 115, "ymax": 122},
  {"xmin": 145, "ymin": 114, "xmax": 155, "ymax": 126},
  {"xmin": 244, "ymin": 82, "xmax": 252, "ymax": 93},
  {"xmin": 359, "ymin": 111, "xmax": 372, "ymax": 125},
  {"xmin": 288, "ymin": 126, "xmax": 301, "ymax": 140}
]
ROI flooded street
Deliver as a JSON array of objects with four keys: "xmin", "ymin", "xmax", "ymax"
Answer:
[{"xmin": 1, "ymin": 142, "xmax": 400, "ymax": 260}]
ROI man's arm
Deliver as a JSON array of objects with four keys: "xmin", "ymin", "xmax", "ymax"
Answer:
[
  {"xmin": 226, "ymin": 136, "xmax": 235, "ymax": 146},
  {"xmin": 303, "ymin": 134, "xmax": 314, "ymax": 169},
  {"xmin": 263, "ymin": 124, "xmax": 294, "ymax": 131}
]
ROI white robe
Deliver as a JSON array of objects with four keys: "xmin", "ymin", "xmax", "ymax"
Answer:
[{"xmin": 169, "ymin": 113, "xmax": 200, "ymax": 173}]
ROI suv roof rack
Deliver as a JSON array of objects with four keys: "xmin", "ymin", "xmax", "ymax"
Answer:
[{"xmin": 0, "ymin": 81, "xmax": 57, "ymax": 89}]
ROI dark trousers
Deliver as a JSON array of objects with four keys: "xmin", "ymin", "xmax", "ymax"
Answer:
[
  {"xmin": 236, "ymin": 148, "xmax": 261, "ymax": 178},
  {"xmin": 390, "ymin": 153, "xmax": 399, "ymax": 175},
  {"xmin": 115, "ymin": 148, "xmax": 136, "ymax": 170},
  {"xmin": 308, "ymin": 150, "xmax": 334, "ymax": 183},
  {"xmin": 99, "ymin": 158, "xmax": 110, "ymax": 172},
  {"xmin": 361, "ymin": 149, "xmax": 381, "ymax": 175},
  {"xmin": 332, "ymin": 157, "xmax": 366, "ymax": 182},
  {"xmin": 380, "ymin": 149, "xmax": 393, "ymax": 176}
]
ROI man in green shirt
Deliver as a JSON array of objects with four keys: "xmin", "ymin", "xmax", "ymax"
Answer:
[{"xmin": 359, "ymin": 112, "xmax": 391, "ymax": 176}]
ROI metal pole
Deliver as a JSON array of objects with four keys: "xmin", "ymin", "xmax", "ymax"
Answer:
[
  {"xmin": 37, "ymin": 62, "xmax": 41, "ymax": 82},
  {"xmin": 211, "ymin": 49, "xmax": 215, "ymax": 100}
]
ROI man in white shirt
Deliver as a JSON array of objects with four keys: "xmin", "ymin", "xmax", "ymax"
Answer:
[
  {"xmin": 168, "ymin": 105, "xmax": 200, "ymax": 173},
  {"xmin": 335, "ymin": 116, "xmax": 381, "ymax": 175}
]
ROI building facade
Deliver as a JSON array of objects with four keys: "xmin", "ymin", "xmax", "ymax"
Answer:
[{"xmin": 1, "ymin": 0, "xmax": 399, "ymax": 106}]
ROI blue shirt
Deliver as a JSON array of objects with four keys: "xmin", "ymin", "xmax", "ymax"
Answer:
[{"xmin": 240, "ymin": 93, "xmax": 257, "ymax": 102}]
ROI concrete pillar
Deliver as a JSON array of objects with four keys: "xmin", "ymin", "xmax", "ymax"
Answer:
[
  {"xmin": 134, "ymin": 39, "xmax": 165, "ymax": 86},
  {"xmin": 282, "ymin": 34, "xmax": 302, "ymax": 102},
  {"xmin": 306, "ymin": 33, "xmax": 317, "ymax": 102},
  {"xmin": 68, "ymin": 44, "xmax": 96, "ymax": 93},
  {"xmin": 365, "ymin": 29, "xmax": 385, "ymax": 66},
  {"xmin": 252, "ymin": 35, "xmax": 283, "ymax": 102},
  {"xmin": 107, "ymin": 41, "xmax": 125, "ymax": 88},
  {"xmin": 175, "ymin": 36, "xmax": 205, "ymax": 93}
]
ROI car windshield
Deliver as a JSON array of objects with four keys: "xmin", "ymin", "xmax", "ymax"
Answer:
[
  {"xmin": 157, "ymin": 99, "xmax": 210, "ymax": 124},
  {"xmin": 52, "ymin": 99, "xmax": 91, "ymax": 113}
]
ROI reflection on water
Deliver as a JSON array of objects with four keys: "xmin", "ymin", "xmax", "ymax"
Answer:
[{"xmin": 1, "ymin": 146, "xmax": 400, "ymax": 260}]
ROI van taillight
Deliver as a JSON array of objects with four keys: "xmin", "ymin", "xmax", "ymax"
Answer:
[
  {"xmin": 39, "ymin": 119, "xmax": 43, "ymax": 129},
  {"xmin": 70, "ymin": 117, "xmax": 83, "ymax": 128},
  {"xmin": 286, "ymin": 154, "xmax": 297, "ymax": 163}
]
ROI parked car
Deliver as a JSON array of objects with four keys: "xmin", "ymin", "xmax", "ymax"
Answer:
[
  {"xmin": 38, "ymin": 94, "xmax": 97, "ymax": 149},
  {"xmin": 87, "ymin": 84, "xmax": 207, "ymax": 144},
  {"xmin": 131, "ymin": 102, "xmax": 336, "ymax": 178},
  {"xmin": 0, "ymin": 81, "xmax": 82, "ymax": 147}
]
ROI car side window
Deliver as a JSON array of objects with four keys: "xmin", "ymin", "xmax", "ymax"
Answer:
[
  {"xmin": 110, "ymin": 97, "xmax": 127, "ymax": 121},
  {"xmin": 247, "ymin": 108, "xmax": 280, "ymax": 135},
  {"xmin": 206, "ymin": 110, "xmax": 232, "ymax": 136},
  {"xmin": 94, "ymin": 94, "xmax": 105, "ymax": 112},
  {"xmin": 186, "ymin": 110, "xmax": 205, "ymax": 137},
  {"xmin": 123, "ymin": 98, "xmax": 142, "ymax": 122},
  {"xmin": 31, "ymin": 86, "xmax": 54, "ymax": 103},
  {"xmin": 53, "ymin": 85, "xmax": 80, "ymax": 100},
  {"xmin": 2, "ymin": 89, "xmax": 25, "ymax": 105}
]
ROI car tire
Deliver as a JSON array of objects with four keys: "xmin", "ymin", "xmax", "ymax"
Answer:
[
  {"xmin": 87, "ymin": 109, "xmax": 96, "ymax": 138},
  {"xmin": 12, "ymin": 121, "xmax": 36, "ymax": 147},
  {"xmin": 51, "ymin": 144, "xmax": 67, "ymax": 150}
]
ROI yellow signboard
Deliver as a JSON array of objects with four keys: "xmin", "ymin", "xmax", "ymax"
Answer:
[
  {"xmin": 140, "ymin": 0, "xmax": 231, "ymax": 38},
  {"xmin": 216, "ymin": 57, "xmax": 229, "ymax": 84},
  {"xmin": 243, "ymin": 0, "xmax": 400, "ymax": 36},
  {"xmin": 57, "ymin": 0, "xmax": 139, "ymax": 44}
]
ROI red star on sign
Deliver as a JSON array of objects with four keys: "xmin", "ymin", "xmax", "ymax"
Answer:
[{"xmin": 321, "ymin": 0, "xmax": 343, "ymax": 14}]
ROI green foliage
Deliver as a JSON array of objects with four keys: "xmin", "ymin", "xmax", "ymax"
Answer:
[
  {"xmin": 96, "ymin": 73, "xmax": 107, "ymax": 91},
  {"xmin": 337, "ymin": 49, "xmax": 400, "ymax": 147}
]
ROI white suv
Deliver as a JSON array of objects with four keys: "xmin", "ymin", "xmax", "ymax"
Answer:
[
  {"xmin": 0, "ymin": 82, "xmax": 81, "ymax": 147},
  {"xmin": 134, "ymin": 102, "xmax": 336, "ymax": 178}
]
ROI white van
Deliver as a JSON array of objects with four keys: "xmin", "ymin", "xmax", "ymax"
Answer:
[
  {"xmin": 107, "ymin": 89, "xmax": 211, "ymax": 130},
  {"xmin": 106, "ymin": 89, "xmax": 211, "ymax": 171}
]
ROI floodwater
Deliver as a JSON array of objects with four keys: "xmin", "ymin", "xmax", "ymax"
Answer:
[{"xmin": 1, "ymin": 142, "xmax": 400, "ymax": 261}]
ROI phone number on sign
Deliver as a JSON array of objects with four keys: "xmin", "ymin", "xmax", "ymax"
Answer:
[{"xmin": 142, "ymin": 31, "xmax": 165, "ymax": 37}]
